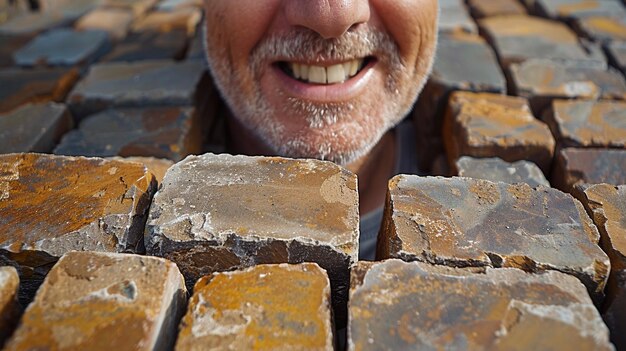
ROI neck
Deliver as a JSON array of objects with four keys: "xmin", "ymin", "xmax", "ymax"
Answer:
[{"xmin": 226, "ymin": 115, "xmax": 397, "ymax": 216}]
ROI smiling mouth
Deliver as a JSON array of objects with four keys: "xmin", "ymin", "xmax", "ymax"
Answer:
[{"xmin": 277, "ymin": 57, "xmax": 373, "ymax": 85}]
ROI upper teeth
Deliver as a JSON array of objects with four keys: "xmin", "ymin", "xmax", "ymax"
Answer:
[{"xmin": 290, "ymin": 59, "xmax": 364, "ymax": 84}]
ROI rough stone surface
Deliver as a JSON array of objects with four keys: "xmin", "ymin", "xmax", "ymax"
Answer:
[
  {"xmin": 377, "ymin": 175, "xmax": 610, "ymax": 302},
  {"xmin": 606, "ymin": 41, "xmax": 626, "ymax": 76},
  {"xmin": 0, "ymin": 67, "xmax": 79, "ymax": 114},
  {"xmin": 145, "ymin": 153, "xmax": 359, "ymax": 328},
  {"xmin": 479, "ymin": 15, "xmax": 606, "ymax": 69},
  {"xmin": 455, "ymin": 156, "xmax": 550, "ymax": 187},
  {"xmin": 4, "ymin": 251, "xmax": 187, "ymax": 351},
  {"xmin": 413, "ymin": 33, "xmax": 505, "ymax": 171},
  {"xmin": 0, "ymin": 102, "xmax": 72, "ymax": 153},
  {"xmin": 439, "ymin": 0, "xmax": 477, "ymax": 34},
  {"xmin": 510, "ymin": 59, "xmax": 626, "ymax": 114},
  {"xmin": 443, "ymin": 91, "xmax": 555, "ymax": 173},
  {"xmin": 132, "ymin": 8, "xmax": 201, "ymax": 36},
  {"xmin": 177, "ymin": 263, "xmax": 333, "ymax": 350},
  {"xmin": 67, "ymin": 59, "xmax": 208, "ymax": 119},
  {"xmin": 348, "ymin": 259, "xmax": 614, "ymax": 351},
  {"xmin": 100, "ymin": 29, "xmax": 188, "ymax": 62},
  {"xmin": 75, "ymin": 8, "xmax": 134, "ymax": 41},
  {"xmin": 467, "ymin": 0, "xmax": 526, "ymax": 18},
  {"xmin": 0, "ymin": 266, "xmax": 20, "ymax": 348},
  {"xmin": 535, "ymin": 0, "xmax": 626, "ymax": 20},
  {"xmin": 544, "ymin": 99, "xmax": 626, "ymax": 149},
  {"xmin": 576, "ymin": 16, "xmax": 626, "ymax": 44},
  {"xmin": 573, "ymin": 184, "xmax": 626, "ymax": 350},
  {"xmin": 553, "ymin": 148, "xmax": 626, "ymax": 191},
  {"xmin": 54, "ymin": 106, "xmax": 202, "ymax": 161},
  {"xmin": 0, "ymin": 154, "xmax": 157, "ymax": 303},
  {"xmin": 13, "ymin": 28, "xmax": 110, "ymax": 67},
  {"xmin": 107, "ymin": 156, "xmax": 173, "ymax": 183}
]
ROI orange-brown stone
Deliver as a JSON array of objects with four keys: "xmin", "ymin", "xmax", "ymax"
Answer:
[
  {"xmin": 467, "ymin": 0, "xmax": 526, "ymax": 18},
  {"xmin": 348, "ymin": 259, "xmax": 614, "ymax": 350},
  {"xmin": 74, "ymin": 8, "xmax": 134, "ymax": 41},
  {"xmin": 576, "ymin": 16, "xmax": 626, "ymax": 44},
  {"xmin": 443, "ymin": 91, "xmax": 555, "ymax": 173},
  {"xmin": 177, "ymin": 263, "xmax": 333, "ymax": 350},
  {"xmin": 107, "ymin": 156, "xmax": 173, "ymax": 183},
  {"xmin": 132, "ymin": 8, "xmax": 201, "ymax": 36},
  {"xmin": 377, "ymin": 175, "xmax": 610, "ymax": 303},
  {"xmin": 4, "ymin": 251, "xmax": 187, "ymax": 351},
  {"xmin": 0, "ymin": 153, "xmax": 157, "ymax": 303},
  {"xmin": 0, "ymin": 266, "xmax": 20, "ymax": 348}
]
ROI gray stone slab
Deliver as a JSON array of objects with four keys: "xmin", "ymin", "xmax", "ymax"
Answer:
[
  {"xmin": 552, "ymin": 148, "xmax": 626, "ymax": 191},
  {"xmin": 14, "ymin": 28, "xmax": 110, "ymax": 67},
  {"xmin": 439, "ymin": 0, "xmax": 478, "ymax": 33},
  {"xmin": 456, "ymin": 156, "xmax": 550, "ymax": 187},
  {"xmin": 0, "ymin": 11, "xmax": 73, "ymax": 35},
  {"xmin": 535, "ymin": 0, "xmax": 626, "ymax": 20},
  {"xmin": 575, "ymin": 16, "xmax": 626, "ymax": 44},
  {"xmin": 67, "ymin": 59, "xmax": 208, "ymax": 119},
  {"xmin": 100, "ymin": 29, "xmax": 188, "ymax": 62},
  {"xmin": 0, "ymin": 102, "xmax": 72, "ymax": 153}
]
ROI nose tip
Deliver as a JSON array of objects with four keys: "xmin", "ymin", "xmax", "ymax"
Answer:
[{"xmin": 284, "ymin": 0, "xmax": 370, "ymax": 39}]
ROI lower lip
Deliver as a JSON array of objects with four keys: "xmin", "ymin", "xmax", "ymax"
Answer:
[{"xmin": 268, "ymin": 60, "xmax": 377, "ymax": 102}]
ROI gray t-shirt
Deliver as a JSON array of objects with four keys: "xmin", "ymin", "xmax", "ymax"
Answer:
[{"xmin": 358, "ymin": 120, "xmax": 422, "ymax": 260}]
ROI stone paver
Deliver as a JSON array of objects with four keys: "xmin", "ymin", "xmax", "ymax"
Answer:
[
  {"xmin": 573, "ymin": 183, "xmax": 626, "ymax": 350},
  {"xmin": 348, "ymin": 259, "xmax": 614, "ymax": 350},
  {"xmin": 0, "ymin": 154, "xmax": 157, "ymax": 303},
  {"xmin": 13, "ymin": 28, "xmax": 110, "ymax": 67},
  {"xmin": 455, "ymin": 156, "xmax": 550, "ymax": 187},
  {"xmin": 107, "ymin": 156, "xmax": 173, "ymax": 183},
  {"xmin": 75, "ymin": 8, "xmax": 134, "ymax": 41},
  {"xmin": 443, "ymin": 91, "xmax": 555, "ymax": 173},
  {"xmin": 545, "ymin": 99, "xmax": 626, "ymax": 149},
  {"xmin": 100, "ymin": 29, "xmax": 188, "ymax": 62},
  {"xmin": 0, "ymin": 67, "xmax": 79, "ymax": 114},
  {"xmin": 54, "ymin": 106, "xmax": 201, "ymax": 161},
  {"xmin": 606, "ymin": 41, "xmax": 626, "ymax": 76},
  {"xmin": 177, "ymin": 263, "xmax": 333, "ymax": 350},
  {"xmin": 439, "ymin": 0, "xmax": 477, "ymax": 34},
  {"xmin": 145, "ymin": 153, "xmax": 359, "ymax": 328},
  {"xmin": 378, "ymin": 175, "xmax": 610, "ymax": 302},
  {"xmin": 576, "ymin": 16, "xmax": 626, "ymax": 44},
  {"xmin": 0, "ymin": 266, "xmax": 20, "ymax": 348},
  {"xmin": 510, "ymin": 59, "xmax": 626, "ymax": 114},
  {"xmin": 67, "ymin": 59, "xmax": 208, "ymax": 119},
  {"xmin": 0, "ymin": 102, "xmax": 72, "ymax": 153},
  {"xmin": 535, "ymin": 0, "xmax": 626, "ymax": 20},
  {"xmin": 4, "ymin": 252, "xmax": 187, "ymax": 351},
  {"xmin": 467, "ymin": 0, "xmax": 526, "ymax": 18},
  {"xmin": 132, "ymin": 8, "xmax": 201, "ymax": 36},
  {"xmin": 0, "ymin": 11, "xmax": 73, "ymax": 35},
  {"xmin": 553, "ymin": 148, "xmax": 626, "ymax": 191},
  {"xmin": 479, "ymin": 15, "xmax": 606, "ymax": 69}
]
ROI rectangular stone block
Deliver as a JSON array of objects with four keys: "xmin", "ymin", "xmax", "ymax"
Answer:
[
  {"xmin": 467, "ymin": 0, "xmax": 527, "ymax": 18},
  {"xmin": 177, "ymin": 263, "xmax": 333, "ymax": 350},
  {"xmin": 0, "ymin": 102, "xmax": 73, "ymax": 153},
  {"xmin": 413, "ymin": 33, "xmax": 505, "ymax": 171},
  {"xmin": 0, "ymin": 67, "xmax": 79, "ymax": 114},
  {"xmin": 573, "ymin": 183, "xmax": 626, "ymax": 350},
  {"xmin": 510, "ymin": 59, "xmax": 626, "ymax": 114},
  {"xmin": 67, "ymin": 59, "xmax": 208, "ymax": 119},
  {"xmin": 132, "ymin": 8, "xmax": 201, "ymax": 36},
  {"xmin": 479, "ymin": 15, "xmax": 606, "ymax": 69},
  {"xmin": 4, "ymin": 251, "xmax": 187, "ymax": 351},
  {"xmin": 0, "ymin": 12, "xmax": 73, "ymax": 35},
  {"xmin": 348, "ymin": 259, "xmax": 614, "ymax": 350},
  {"xmin": 576, "ymin": 16, "xmax": 626, "ymax": 44},
  {"xmin": 377, "ymin": 175, "xmax": 610, "ymax": 303},
  {"xmin": 39, "ymin": 0, "xmax": 99, "ymax": 20},
  {"xmin": 439, "ymin": 0, "xmax": 478, "ymax": 34},
  {"xmin": 455, "ymin": 156, "xmax": 550, "ymax": 187},
  {"xmin": 535, "ymin": 0, "xmax": 626, "ymax": 20},
  {"xmin": 0, "ymin": 154, "xmax": 157, "ymax": 303},
  {"xmin": 145, "ymin": 153, "xmax": 359, "ymax": 328},
  {"xmin": 100, "ymin": 29, "xmax": 188, "ymax": 62},
  {"xmin": 101, "ymin": 0, "xmax": 158, "ymax": 17},
  {"xmin": 54, "ymin": 106, "xmax": 202, "ymax": 161},
  {"xmin": 13, "ymin": 28, "xmax": 110, "ymax": 67},
  {"xmin": 443, "ymin": 91, "xmax": 555, "ymax": 173},
  {"xmin": 0, "ymin": 266, "xmax": 20, "ymax": 348},
  {"xmin": 75, "ymin": 8, "xmax": 134, "ymax": 41},
  {"xmin": 552, "ymin": 148, "xmax": 626, "ymax": 191},
  {"xmin": 544, "ymin": 99, "xmax": 626, "ymax": 149}
]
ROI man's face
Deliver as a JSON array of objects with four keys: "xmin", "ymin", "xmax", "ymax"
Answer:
[{"xmin": 204, "ymin": 1, "xmax": 438, "ymax": 165}]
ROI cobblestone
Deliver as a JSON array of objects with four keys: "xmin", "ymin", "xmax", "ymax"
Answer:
[
  {"xmin": 455, "ymin": 156, "xmax": 550, "ymax": 187},
  {"xmin": 553, "ymin": 148, "xmax": 626, "ymax": 191},
  {"xmin": 467, "ymin": 0, "xmax": 526, "ymax": 18},
  {"xmin": 75, "ymin": 8, "xmax": 134, "ymax": 41}
]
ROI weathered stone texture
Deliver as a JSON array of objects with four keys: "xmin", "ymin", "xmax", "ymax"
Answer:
[
  {"xmin": 479, "ymin": 15, "xmax": 606, "ymax": 69},
  {"xmin": 4, "ymin": 252, "xmax": 187, "ymax": 351},
  {"xmin": 456, "ymin": 156, "xmax": 550, "ymax": 187},
  {"xmin": 0, "ymin": 67, "xmax": 79, "ymax": 113},
  {"xmin": 576, "ymin": 16, "xmax": 626, "ymax": 44},
  {"xmin": 0, "ymin": 11, "xmax": 73, "ymax": 35},
  {"xmin": 67, "ymin": 59, "xmax": 208, "ymax": 119},
  {"xmin": 573, "ymin": 184, "xmax": 626, "ymax": 350},
  {"xmin": 75, "ymin": 8, "xmax": 134, "ymax": 40},
  {"xmin": 13, "ymin": 28, "xmax": 110, "ymax": 67},
  {"xmin": 0, "ymin": 154, "xmax": 157, "ymax": 303},
  {"xmin": 107, "ymin": 156, "xmax": 173, "ymax": 183},
  {"xmin": 545, "ymin": 99, "xmax": 626, "ymax": 149},
  {"xmin": 467, "ymin": 0, "xmax": 526, "ymax": 18},
  {"xmin": 0, "ymin": 102, "xmax": 72, "ymax": 153},
  {"xmin": 145, "ymin": 153, "xmax": 359, "ymax": 328},
  {"xmin": 100, "ymin": 29, "xmax": 188, "ymax": 62},
  {"xmin": 377, "ymin": 175, "xmax": 610, "ymax": 302},
  {"xmin": 348, "ymin": 259, "xmax": 614, "ymax": 350},
  {"xmin": 54, "ymin": 106, "xmax": 202, "ymax": 161},
  {"xmin": 0, "ymin": 266, "xmax": 20, "ymax": 347},
  {"xmin": 177, "ymin": 263, "xmax": 333, "ymax": 350},
  {"xmin": 132, "ymin": 8, "xmax": 201, "ymax": 36},
  {"xmin": 553, "ymin": 148, "xmax": 626, "ymax": 191},
  {"xmin": 510, "ymin": 59, "xmax": 626, "ymax": 114},
  {"xmin": 535, "ymin": 0, "xmax": 626, "ymax": 20},
  {"xmin": 443, "ymin": 91, "xmax": 555, "ymax": 173}
]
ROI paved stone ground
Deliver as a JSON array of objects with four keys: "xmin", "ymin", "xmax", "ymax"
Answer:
[{"xmin": 0, "ymin": 0, "xmax": 626, "ymax": 350}]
